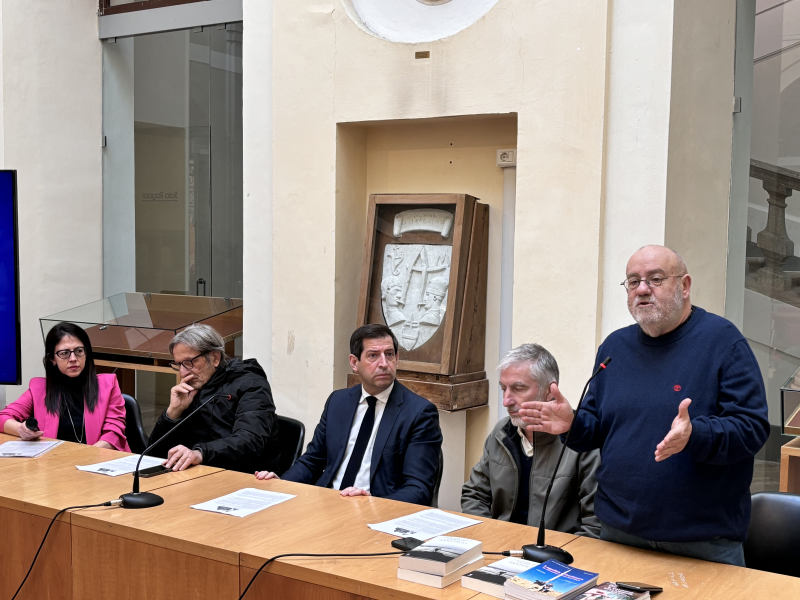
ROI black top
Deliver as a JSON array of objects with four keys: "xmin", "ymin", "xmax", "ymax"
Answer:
[
  {"xmin": 510, "ymin": 431, "xmax": 533, "ymax": 525},
  {"xmin": 56, "ymin": 381, "xmax": 85, "ymax": 444},
  {"xmin": 148, "ymin": 358, "xmax": 280, "ymax": 474}
]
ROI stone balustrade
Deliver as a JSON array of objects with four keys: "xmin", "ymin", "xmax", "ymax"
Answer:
[{"xmin": 750, "ymin": 159, "xmax": 800, "ymax": 292}]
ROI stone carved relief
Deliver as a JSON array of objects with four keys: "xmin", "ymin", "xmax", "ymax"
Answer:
[
  {"xmin": 393, "ymin": 208, "xmax": 454, "ymax": 238},
  {"xmin": 381, "ymin": 243, "xmax": 451, "ymax": 351}
]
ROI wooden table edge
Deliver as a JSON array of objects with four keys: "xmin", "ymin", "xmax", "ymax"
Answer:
[
  {"xmin": 70, "ymin": 469, "xmax": 236, "ymax": 565},
  {"xmin": 238, "ymin": 554, "xmax": 485, "ymax": 600}
]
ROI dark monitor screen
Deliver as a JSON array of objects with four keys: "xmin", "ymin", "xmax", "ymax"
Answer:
[{"xmin": 0, "ymin": 170, "xmax": 20, "ymax": 384}]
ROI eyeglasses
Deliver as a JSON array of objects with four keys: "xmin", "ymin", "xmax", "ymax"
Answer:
[
  {"xmin": 54, "ymin": 347, "xmax": 86, "ymax": 360},
  {"xmin": 621, "ymin": 274, "xmax": 685, "ymax": 291},
  {"xmin": 168, "ymin": 352, "xmax": 207, "ymax": 372}
]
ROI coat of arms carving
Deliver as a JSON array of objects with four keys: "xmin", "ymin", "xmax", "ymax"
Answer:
[{"xmin": 381, "ymin": 243, "xmax": 452, "ymax": 351}]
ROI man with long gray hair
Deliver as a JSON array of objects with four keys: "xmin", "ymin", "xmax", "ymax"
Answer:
[
  {"xmin": 148, "ymin": 324, "xmax": 280, "ymax": 474},
  {"xmin": 461, "ymin": 344, "xmax": 600, "ymax": 537}
]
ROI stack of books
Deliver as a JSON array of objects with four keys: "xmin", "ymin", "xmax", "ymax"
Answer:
[
  {"xmin": 504, "ymin": 559, "xmax": 599, "ymax": 600},
  {"xmin": 396, "ymin": 536, "xmax": 483, "ymax": 588},
  {"xmin": 574, "ymin": 582, "xmax": 650, "ymax": 599},
  {"xmin": 461, "ymin": 556, "xmax": 540, "ymax": 598}
]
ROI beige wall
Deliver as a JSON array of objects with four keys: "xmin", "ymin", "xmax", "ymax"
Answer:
[
  {"xmin": 242, "ymin": 0, "xmax": 743, "ymax": 482},
  {"xmin": 334, "ymin": 116, "xmax": 516, "ymax": 476},
  {"xmin": 264, "ymin": 0, "xmax": 612, "ymax": 469},
  {"xmin": 2, "ymin": 0, "xmax": 103, "ymax": 403},
  {"xmin": 664, "ymin": 0, "xmax": 737, "ymax": 315}
]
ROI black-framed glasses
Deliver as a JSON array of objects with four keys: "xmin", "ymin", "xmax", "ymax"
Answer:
[
  {"xmin": 168, "ymin": 352, "xmax": 207, "ymax": 372},
  {"xmin": 54, "ymin": 347, "xmax": 86, "ymax": 360},
  {"xmin": 621, "ymin": 274, "xmax": 685, "ymax": 291}
]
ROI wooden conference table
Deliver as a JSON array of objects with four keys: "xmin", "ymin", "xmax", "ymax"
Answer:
[{"xmin": 1, "ymin": 435, "xmax": 799, "ymax": 600}]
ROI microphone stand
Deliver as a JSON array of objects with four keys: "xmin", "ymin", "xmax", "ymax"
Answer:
[
  {"xmin": 522, "ymin": 358, "xmax": 611, "ymax": 564},
  {"xmin": 119, "ymin": 393, "xmax": 230, "ymax": 509}
]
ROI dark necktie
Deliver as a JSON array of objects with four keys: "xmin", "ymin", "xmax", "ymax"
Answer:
[{"xmin": 339, "ymin": 396, "xmax": 378, "ymax": 490}]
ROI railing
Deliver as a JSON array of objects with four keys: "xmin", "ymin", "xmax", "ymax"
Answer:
[{"xmin": 748, "ymin": 159, "xmax": 800, "ymax": 305}]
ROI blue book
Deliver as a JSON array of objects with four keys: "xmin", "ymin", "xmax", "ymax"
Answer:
[{"xmin": 504, "ymin": 560, "xmax": 599, "ymax": 600}]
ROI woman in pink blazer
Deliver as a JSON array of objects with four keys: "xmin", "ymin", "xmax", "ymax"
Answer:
[{"xmin": 0, "ymin": 322, "xmax": 130, "ymax": 451}]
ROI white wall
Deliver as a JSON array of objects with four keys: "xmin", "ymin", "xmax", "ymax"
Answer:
[
  {"xmin": 2, "ymin": 0, "xmax": 103, "ymax": 403},
  {"xmin": 242, "ymin": 0, "xmax": 273, "ymax": 375},
  {"xmin": 600, "ymin": 0, "xmax": 674, "ymax": 340}
]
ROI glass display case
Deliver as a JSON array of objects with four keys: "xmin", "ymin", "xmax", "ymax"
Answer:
[
  {"xmin": 40, "ymin": 293, "xmax": 243, "ymax": 362},
  {"xmin": 782, "ymin": 366, "xmax": 800, "ymax": 437}
]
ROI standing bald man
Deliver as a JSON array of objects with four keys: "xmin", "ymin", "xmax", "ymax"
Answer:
[{"xmin": 520, "ymin": 246, "xmax": 769, "ymax": 566}]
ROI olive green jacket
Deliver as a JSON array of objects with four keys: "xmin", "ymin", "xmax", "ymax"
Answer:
[{"xmin": 461, "ymin": 417, "xmax": 601, "ymax": 538}]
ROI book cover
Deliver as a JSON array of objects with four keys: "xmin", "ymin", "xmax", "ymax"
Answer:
[
  {"xmin": 574, "ymin": 582, "xmax": 650, "ymax": 600},
  {"xmin": 404, "ymin": 536, "xmax": 480, "ymax": 562},
  {"xmin": 461, "ymin": 556, "xmax": 539, "ymax": 598},
  {"xmin": 398, "ymin": 536, "xmax": 482, "ymax": 576},
  {"xmin": 463, "ymin": 556, "xmax": 538, "ymax": 585},
  {"xmin": 505, "ymin": 559, "xmax": 599, "ymax": 599}
]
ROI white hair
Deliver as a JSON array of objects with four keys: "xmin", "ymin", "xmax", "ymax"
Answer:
[
  {"xmin": 497, "ymin": 343, "xmax": 559, "ymax": 400},
  {"xmin": 169, "ymin": 324, "xmax": 230, "ymax": 364}
]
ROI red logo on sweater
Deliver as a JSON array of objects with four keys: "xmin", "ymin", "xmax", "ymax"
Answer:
[{"xmin": 674, "ymin": 384, "xmax": 682, "ymax": 392}]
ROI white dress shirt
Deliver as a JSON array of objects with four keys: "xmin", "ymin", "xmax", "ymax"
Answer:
[
  {"xmin": 331, "ymin": 382, "xmax": 394, "ymax": 492},
  {"xmin": 518, "ymin": 426, "xmax": 534, "ymax": 457}
]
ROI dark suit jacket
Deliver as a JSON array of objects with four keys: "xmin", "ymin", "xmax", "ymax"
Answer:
[{"xmin": 282, "ymin": 382, "xmax": 443, "ymax": 505}]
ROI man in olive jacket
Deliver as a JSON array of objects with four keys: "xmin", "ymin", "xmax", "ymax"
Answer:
[{"xmin": 461, "ymin": 344, "xmax": 600, "ymax": 538}]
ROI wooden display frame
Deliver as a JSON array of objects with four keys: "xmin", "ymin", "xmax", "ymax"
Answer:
[
  {"xmin": 357, "ymin": 194, "xmax": 488, "ymax": 375},
  {"xmin": 356, "ymin": 194, "xmax": 489, "ymax": 411}
]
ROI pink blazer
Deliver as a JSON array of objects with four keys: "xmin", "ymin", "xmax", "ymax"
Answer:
[{"xmin": 0, "ymin": 374, "xmax": 131, "ymax": 451}]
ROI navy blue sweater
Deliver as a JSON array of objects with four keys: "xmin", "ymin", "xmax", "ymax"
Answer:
[{"xmin": 566, "ymin": 307, "xmax": 769, "ymax": 542}]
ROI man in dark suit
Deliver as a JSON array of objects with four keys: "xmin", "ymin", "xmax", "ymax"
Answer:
[{"xmin": 255, "ymin": 324, "xmax": 442, "ymax": 505}]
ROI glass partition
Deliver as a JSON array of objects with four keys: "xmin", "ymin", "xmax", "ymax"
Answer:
[
  {"xmin": 103, "ymin": 24, "xmax": 243, "ymax": 299},
  {"xmin": 738, "ymin": 0, "xmax": 800, "ymax": 491}
]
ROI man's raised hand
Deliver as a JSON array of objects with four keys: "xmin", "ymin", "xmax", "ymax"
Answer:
[
  {"xmin": 167, "ymin": 375, "xmax": 197, "ymax": 420},
  {"xmin": 518, "ymin": 382, "xmax": 574, "ymax": 435},
  {"xmin": 655, "ymin": 398, "xmax": 693, "ymax": 462}
]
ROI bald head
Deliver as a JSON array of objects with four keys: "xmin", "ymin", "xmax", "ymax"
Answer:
[
  {"xmin": 627, "ymin": 245, "xmax": 687, "ymax": 278},
  {"xmin": 625, "ymin": 245, "xmax": 692, "ymax": 337}
]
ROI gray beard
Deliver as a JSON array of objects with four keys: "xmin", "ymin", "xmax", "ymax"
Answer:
[
  {"xmin": 509, "ymin": 415, "xmax": 526, "ymax": 429},
  {"xmin": 628, "ymin": 283, "xmax": 684, "ymax": 329}
]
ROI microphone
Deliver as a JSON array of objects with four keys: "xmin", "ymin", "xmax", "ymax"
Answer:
[
  {"xmin": 119, "ymin": 393, "xmax": 232, "ymax": 509},
  {"xmin": 522, "ymin": 357, "xmax": 611, "ymax": 564},
  {"xmin": 25, "ymin": 417, "xmax": 39, "ymax": 432}
]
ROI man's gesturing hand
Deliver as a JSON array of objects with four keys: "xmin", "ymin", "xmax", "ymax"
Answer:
[
  {"xmin": 518, "ymin": 383, "xmax": 574, "ymax": 435},
  {"xmin": 655, "ymin": 399, "xmax": 693, "ymax": 462},
  {"xmin": 167, "ymin": 375, "xmax": 197, "ymax": 420}
]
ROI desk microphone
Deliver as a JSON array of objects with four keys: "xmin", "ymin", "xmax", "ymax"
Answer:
[
  {"xmin": 119, "ymin": 393, "xmax": 232, "ymax": 509},
  {"xmin": 522, "ymin": 357, "xmax": 611, "ymax": 564}
]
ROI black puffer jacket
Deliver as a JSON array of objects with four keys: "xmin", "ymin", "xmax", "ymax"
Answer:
[{"xmin": 148, "ymin": 358, "xmax": 280, "ymax": 473}]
